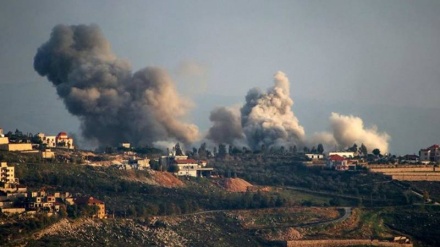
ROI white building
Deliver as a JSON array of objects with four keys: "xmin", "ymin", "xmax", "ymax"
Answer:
[
  {"xmin": 305, "ymin": 153, "xmax": 325, "ymax": 160},
  {"xmin": 419, "ymin": 144, "xmax": 440, "ymax": 163},
  {"xmin": 38, "ymin": 132, "xmax": 74, "ymax": 149},
  {"xmin": 161, "ymin": 155, "xmax": 213, "ymax": 177},
  {"xmin": 120, "ymin": 143, "xmax": 131, "ymax": 149},
  {"xmin": 175, "ymin": 157, "xmax": 199, "ymax": 177},
  {"xmin": 328, "ymin": 151, "xmax": 356, "ymax": 158}
]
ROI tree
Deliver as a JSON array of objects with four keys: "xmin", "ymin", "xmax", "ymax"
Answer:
[
  {"xmin": 168, "ymin": 164, "xmax": 179, "ymax": 173},
  {"xmin": 303, "ymin": 146, "xmax": 310, "ymax": 153},
  {"xmin": 359, "ymin": 143, "xmax": 368, "ymax": 157},
  {"xmin": 372, "ymin": 148, "xmax": 381, "ymax": 156},
  {"xmin": 292, "ymin": 145, "xmax": 297, "ymax": 154},
  {"xmin": 348, "ymin": 143, "xmax": 358, "ymax": 153},
  {"xmin": 198, "ymin": 143, "xmax": 207, "ymax": 158},
  {"xmin": 279, "ymin": 146, "xmax": 285, "ymax": 154},
  {"xmin": 218, "ymin": 144, "xmax": 227, "ymax": 158},
  {"xmin": 174, "ymin": 143, "xmax": 183, "ymax": 156},
  {"xmin": 317, "ymin": 144, "xmax": 324, "ymax": 154}
]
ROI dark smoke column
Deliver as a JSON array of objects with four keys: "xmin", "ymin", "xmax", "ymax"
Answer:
[{"xmin": 34, "ymin": 24, "xmax": 199, "ymax": 147}]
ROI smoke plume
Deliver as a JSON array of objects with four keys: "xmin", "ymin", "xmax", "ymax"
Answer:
[
  {"xmin": 207, "ymin": 71, "xmax": 305, "ymax": 149},
  {"xmin": 206, "ymin": 106, "xmax": 244, "ymax": 145},
  {"xmin": 207, "ymin": 72, "xmax": 390, "ymax": 153},
  {"xmin": 240, "ymin": 71, "xmax": 305, "ymax": 149},
  {"xmin": 34, "ymin": 24, "xmax": 199, "ymax": 146},
  {"xmin": 327, "ymin": 112, "xmax": 390, "ymax": 153}
]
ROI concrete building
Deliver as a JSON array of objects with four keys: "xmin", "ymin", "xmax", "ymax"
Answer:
[
  {"xmin": 328, "ymin": 151, "xmax": 356, "ymax": 158},
  {"xmin": 161, "ymin": 155, "xmax": 213, "ymax": 177},
  {"xmin": 175, "ymin": 157, "xmax": 199, "ymax": 177},
  {"xmin": 120, "ymin": 143, "xmax": 131, "ymax": 149},
  {"xmin": 74, "ymin": 196, "xmax": 106, "ymax": 219},
  {"xmin": 1, "ymin": 208, "xmax": 26, "ymax": 215},
  {"xmin": 0, "ymin": 143, "xmax": 33, "ymax": 151},
  {"xmin": 128, "ymin": 157, "xmax": 150, "ymax": 170},
  {"xmin": 419, "ymin": 144, "xmax": 440, "ymax": 163},
  {"xmin": 0, "ymin": 134, "xmax": 33, "ymax": 151},
  {"xmin": 55, "ymin": 132, "xmax": 74, "ymax": 149},
  {"xmin": 38, "ymin": 132, "xmax": 74, "ymax": 149},
  {"xmin": 0, "ymin": 136, "xmax": 8, "ymax": 144},
  {"xmin": 305, "ymin": 153, "xmax": 325, "ymax": 160},
  {"xmin": 0, "ymin": 162, "xmax": 17, "ymax": 184},
  {"xmin": 41, "ymin": 149, "xmax": 55, "ymax": 159}
]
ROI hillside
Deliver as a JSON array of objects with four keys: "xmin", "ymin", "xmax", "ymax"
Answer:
[
  {"xmin": 2, "ymin": 152, "xmax": 440, "ymax": 246},
  {"xmin": 12, "ymin": 206, "xmax": 439, "ymax": 247},
  {"xmin": 213, "ymin": 178, "xmax": 253, "ymax": 192}
]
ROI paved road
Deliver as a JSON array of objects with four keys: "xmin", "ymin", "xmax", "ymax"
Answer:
[
  {"xmin": 158, "ymin": 206, "xmax": 352, "ymax": 230},
  {"xmin": 245, "ymin": 207, "xmax": 352, "ymax": 230}
]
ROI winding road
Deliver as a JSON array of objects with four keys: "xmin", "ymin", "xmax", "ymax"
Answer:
[{"xmin": 245, "ymin": 207, "xmax": 352, "ymax": 230}]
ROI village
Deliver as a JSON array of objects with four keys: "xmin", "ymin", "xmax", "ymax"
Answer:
[
  {"xmin": 0, "ymin": 125, "xmax": 439, "ymax": 247},
  {"xmin": 1, "ymin": 125, "xmax": 439, "ymax": 220}
]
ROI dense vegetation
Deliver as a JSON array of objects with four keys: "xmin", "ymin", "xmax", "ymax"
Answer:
[
  {"xmin": 2, "ymin": 150, "xmax": 438, "ymax": 246},
  {"xmin": 211, "ymin": 155, "xmax": 417, "ymax": 206},
  {"xmin": 382, "ymin": 205, "xmax": 440, "ymax": 247}
]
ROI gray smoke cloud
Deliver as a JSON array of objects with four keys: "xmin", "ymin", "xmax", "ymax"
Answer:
[
  {"xmin": 208, "ymin": 71, "xmax": 305, "ymax": 149},
  {"xmin": 207, "ymin": 71, "xmax": 390, "ymax": 153},
  {"xmin": 34, "ymin": 24, "xmax": 199, "ymax": 146},
  {"xmin": 241, "ymin": 71, "xmax": 305, "ymax": 149},
  {"xmin": 206, "ymin": 106, "xmax": 244, "ymax": 145}
]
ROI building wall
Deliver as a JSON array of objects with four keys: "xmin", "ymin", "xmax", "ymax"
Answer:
[
  {"xmin": 176, "ymin": 163, "xmax": 199, "ymax": 177},
  {"xmin": 0, "ymin": 143, "xmax": 33, "ymax": 151},
  {"xmin": 42, "ymin": 150, "xmax": 55, "ymax": 159},
  {"xmin": 328, "ymin": 152, "xmax": 355, "ymax": 158},
  {"xmin": 177, "ymin": 168, "xmax": 197, "ymax": 177},
  {"xmin": 0, "ymin": 162, "xmax": 15, "ymax": 183},
  {"xmin": 419, "ymin": 146, "xmax": 440, "ymax": 162},
  {"xmin": 42, "ymin": 136, "xmax": 56, "ymax": 148},
  {"xmin": 1, "ymin": 208, "xmax": 26, "ymax": 214},
  {"xmin": 56, "ymin": 137, "xmax": 74, "ymax": 149},
  {"xmin": 0, "ymin": 137, "xmax": 9, "ymax": 145},
  {"xmin": 370, "ymin": 167, "xmax": 436, "ymax": 173},
  {"xmin": 306, "ymin": 154, "xmax": 324, "ymax": 159},
  {"xmin": 95, "ymin": 203, "xmax": 106, "ymax": 219}
]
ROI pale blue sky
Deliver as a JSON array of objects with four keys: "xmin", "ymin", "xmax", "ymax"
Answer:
[{"xmin": 1, "ymin": 0, "xmax": 439, "ymax": 154}]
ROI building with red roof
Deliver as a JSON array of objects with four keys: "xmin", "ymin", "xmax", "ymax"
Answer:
[
  {"xmin": 38, "ymin": 132, "xmax": 74, "ymax": 149},
  {"xmin": 74, "ymin": 196, "xmax": 106, "ymax": 219},
  {"xmin": 327, "ymin": 155, "xmax": 350, "ymax": 171}
]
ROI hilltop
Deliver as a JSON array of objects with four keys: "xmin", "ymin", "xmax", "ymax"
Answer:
[{"xmin": 1, "ymin": 150, "xmax": 440, "ymax": 246}]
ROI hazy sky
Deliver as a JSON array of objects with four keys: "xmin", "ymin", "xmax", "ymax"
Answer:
[{"xmin": 1, "ymin": 0, "xmax": 439, "ymax": 154}]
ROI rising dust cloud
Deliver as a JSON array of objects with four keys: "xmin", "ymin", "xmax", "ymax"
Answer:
[{"xmin": 35, "ymin": 24, "xmax": 390, "ymax": 152}]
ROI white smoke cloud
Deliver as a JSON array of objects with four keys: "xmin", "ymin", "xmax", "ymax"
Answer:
[
  {"xmin": 207, "ymin": 71, "xmax": 390, "ymax": 153},
  {"xmin": 240, "ymin": 71, "xmax": 305, "ymax": 149},
  {"xmin": 313, "ymin": 112, "xmax": 390, "ymax": 153}
]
